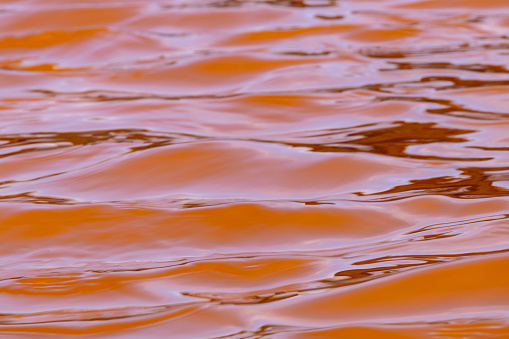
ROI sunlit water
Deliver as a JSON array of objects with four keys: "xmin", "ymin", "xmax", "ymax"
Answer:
[{"xmin": 1, "ymin": 0, "xmax": 509, "ymax": 337}]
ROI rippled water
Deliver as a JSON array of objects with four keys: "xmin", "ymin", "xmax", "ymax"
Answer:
[{"xmin": 2, "ymin": 0, "xmax": 509, "ymax": 337}]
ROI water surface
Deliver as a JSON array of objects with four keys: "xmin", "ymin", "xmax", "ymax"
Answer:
[{"xmin": 1, "ymin": 0, "xmax": 509, "ymax": 337}]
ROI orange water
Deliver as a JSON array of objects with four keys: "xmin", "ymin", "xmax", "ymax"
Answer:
[{"xmin": 1, "ymin": 0, "xmax": 509, "ymax": 338}]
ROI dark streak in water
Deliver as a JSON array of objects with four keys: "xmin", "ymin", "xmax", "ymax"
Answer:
[
  {"xmin": 255, "ymin": 121, "xmax": 487, "ymax": 161},
  {"xmin": 356, "ymin": 167, "xmax": 509, "ymax": 200},
  {"xmin": 383, "ymin": 61, "xmax": 509, "ymax": 74}
]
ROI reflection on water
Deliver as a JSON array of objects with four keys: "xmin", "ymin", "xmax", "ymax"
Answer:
[{"xmin": 1, "ymin": 0, "xmax": 509, "ymax": 337}]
